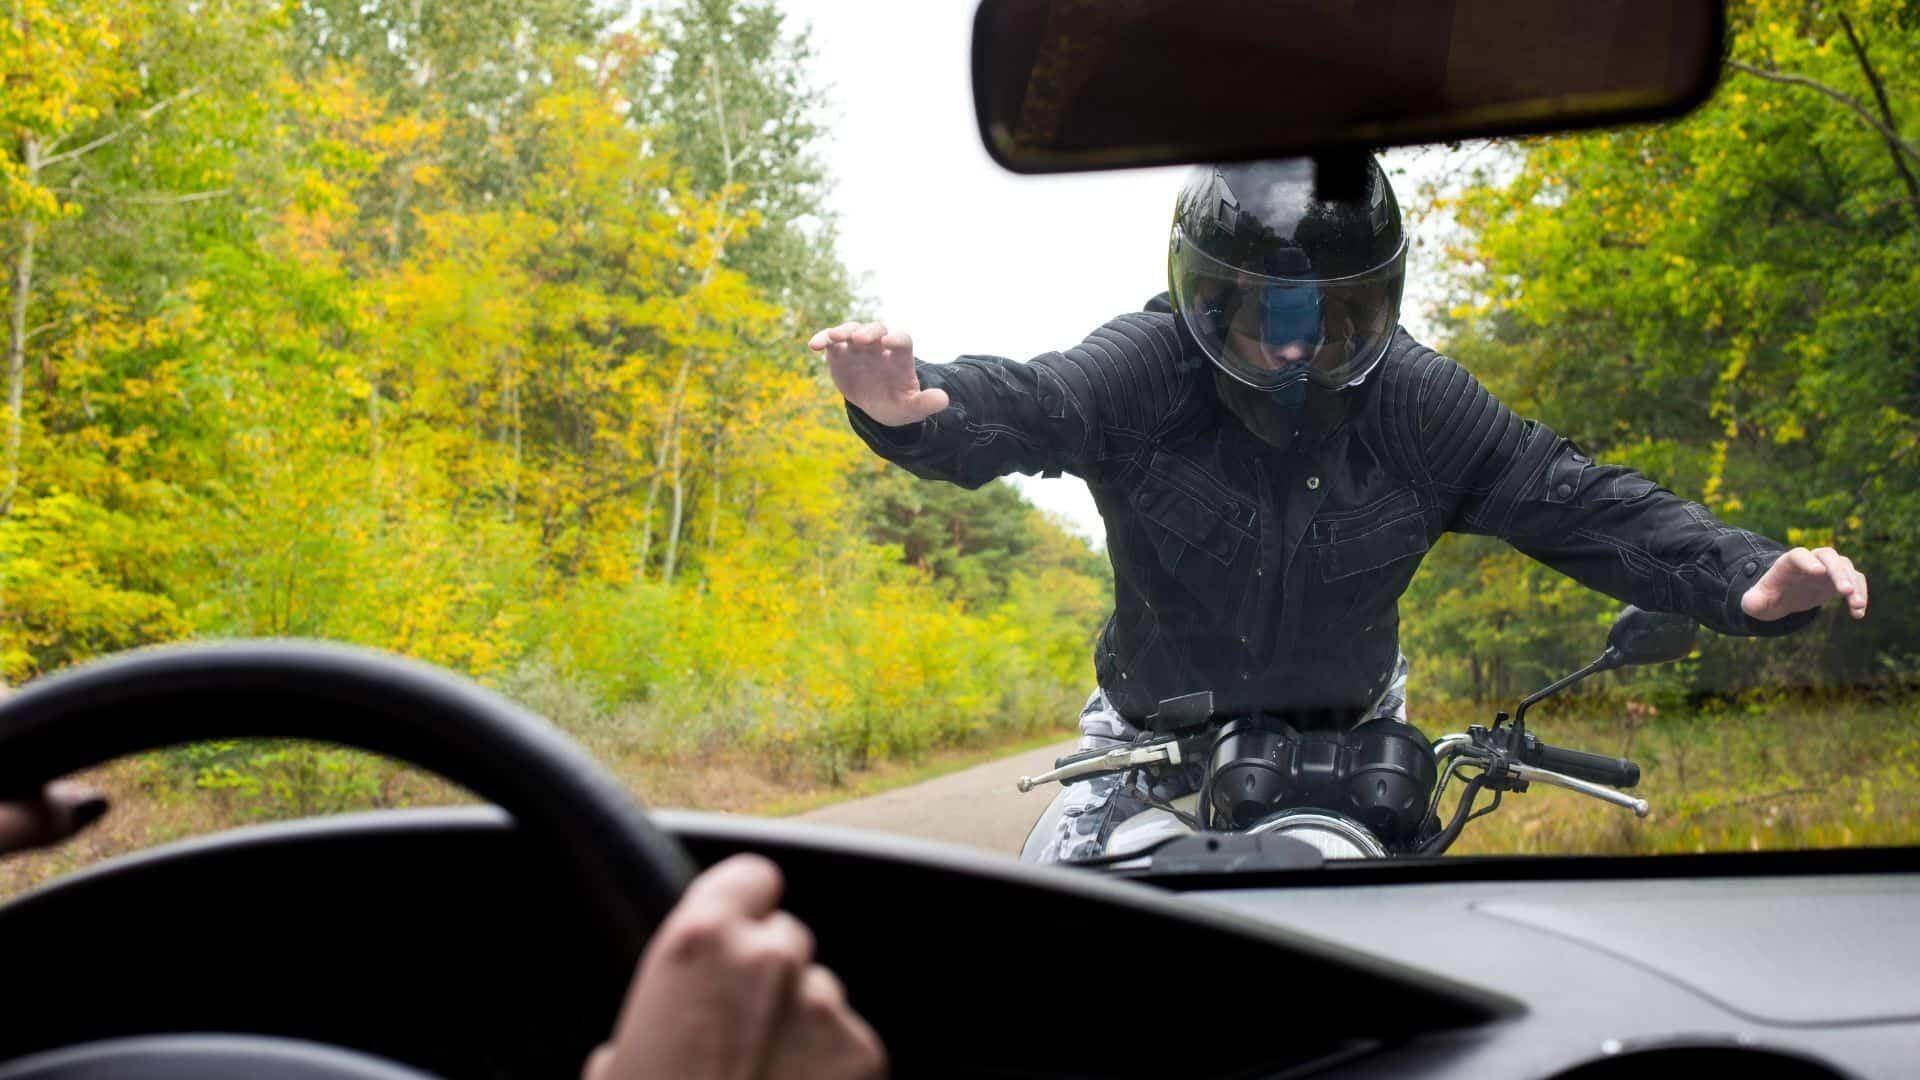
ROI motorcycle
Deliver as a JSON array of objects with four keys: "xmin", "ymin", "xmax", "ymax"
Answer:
[{"xmin": 1017, "ymin": 605, "xmax": 1694, "ymax": 867}]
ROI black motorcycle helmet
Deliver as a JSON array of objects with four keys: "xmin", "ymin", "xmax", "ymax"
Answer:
[{"xmin": 1169, "ymin": 158, "xmax": 1406, "ymax": 414}]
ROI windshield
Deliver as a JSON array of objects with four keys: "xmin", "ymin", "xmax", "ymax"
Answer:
[{"xmin": 0, "ymin": 0, "xmax": 1913, "ymax": 891}]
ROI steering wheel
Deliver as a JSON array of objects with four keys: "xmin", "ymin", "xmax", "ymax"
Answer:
[{"xmin": 0, "ymin": 641, "xmax": 696, "ymax": 1079}]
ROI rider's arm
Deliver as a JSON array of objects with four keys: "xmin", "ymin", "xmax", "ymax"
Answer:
[
  {"xmin": 843, "ymin": 313, "xmax": 1187, "ymax": 489},
  {"xmin": 1400, "ymin": 346, "xmax": 1819, "ymax": 638}
]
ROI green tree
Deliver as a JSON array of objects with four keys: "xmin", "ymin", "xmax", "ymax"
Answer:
[
  {"xmin": 1423, "ymin": 0, "xmax": 1920, "ymax": 696},
  {"xmin": 632, "ymin": 0, "xmax": 855, "ymax": 331}
]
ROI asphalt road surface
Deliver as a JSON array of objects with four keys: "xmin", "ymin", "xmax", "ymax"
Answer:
[{"xmin": 799, "ymin": 738, "xmax": 1078, "ymax": 853}]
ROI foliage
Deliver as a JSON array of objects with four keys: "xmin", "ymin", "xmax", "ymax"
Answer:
[
  {"xmin": 1411, "ymin": 0, "xmax": 1920, "ymax": 701},
  {"xmin": 0, "ymin": 0, "xmax": 1106, "ymax": 794},
  {"xmin": 11, "ymin": 0, "xmax": 1915, "ymax": 860},
  {"xmin": 1440, "ymin": 692, "xmax": 1920, "ymax": 856}
]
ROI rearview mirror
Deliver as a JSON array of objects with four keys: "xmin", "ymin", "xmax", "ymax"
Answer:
[
  {"xmin": 1602, "ymin": 606, "xmax": 1698, "ymax": 669},
  {"xmin": 971, "ymin": 0, "xmax": 1726, "ymax": 174}
]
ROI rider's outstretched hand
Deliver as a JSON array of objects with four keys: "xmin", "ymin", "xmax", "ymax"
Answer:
[
  {"xmin": 582, "ymin": 853, "xmax": 887, "ymax": 1080},
  {"xmin": 1741, "ymin": 546, "xmax": 1869, "ymax": 622},
  {"xmin": 808, "ymin": 322, "xmax": 949, "ymax": 428}
]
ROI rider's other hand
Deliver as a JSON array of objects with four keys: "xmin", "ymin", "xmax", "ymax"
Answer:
[
  {"xmin": 581, "ymin": 853, "xmax": 887, "ymax": 1080},
  {"xmin": 1741, "ymin": 546, "xmax": 1870, "ymax": 622},
  {"xmin": 807, "ymin": 321, "xmax": 949, "ymax": 428},
  {"xmin": 0, "ymin": 781, "xmax": 109, "ymax": 856}
]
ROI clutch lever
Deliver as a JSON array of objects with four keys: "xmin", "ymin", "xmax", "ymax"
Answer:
[{"xmin": 1015, "ymin": 738, "xmax": 1185, "ymax": 793}]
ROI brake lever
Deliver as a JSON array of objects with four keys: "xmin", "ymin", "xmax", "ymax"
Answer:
[
  {"xmin": 1508, "ymin": 761, "xmax": 1649, "ymax": 817},
  {"xmin": 1443, "ymin": 726, "xmax": 1649, "ymax": 818}
]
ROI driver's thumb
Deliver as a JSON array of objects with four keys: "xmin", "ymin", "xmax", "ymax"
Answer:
[
  {"xmin": 0, "ymin": 782, "xmax": 108, "ymax": 855},
  {"xmin": 579, "ymin": 1044, "xmax": 616, "ymax": 1080}
]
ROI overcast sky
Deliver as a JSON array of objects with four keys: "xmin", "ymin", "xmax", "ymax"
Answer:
[{"xmin": 775, "ymin": 0, "xmax": 1456, "ymax": 545}]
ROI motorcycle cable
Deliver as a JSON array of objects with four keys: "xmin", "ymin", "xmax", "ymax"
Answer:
[
  {"xmin": 1191, "ymin": 721, "xmax": 1235, "ymax": 833},
  {"xmin": 1465, "ymin": 787, "xmax": 1502, "ymax": 827},
  {"xmin": 1122, "ymin": 770, "xmax": 1201, "ymax": 831},
  {"xmin": 1418, "ymin": 774, "xmax": 1488, "ymax": 857}
]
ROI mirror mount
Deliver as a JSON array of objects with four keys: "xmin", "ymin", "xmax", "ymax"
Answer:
[
  {"xmin": 1312, "ymin": 152, "xmax": 1374, "ymax": 202},
  {"xmin": 1511, "ymin": 654, "xmax": 1614, "ymax": 732},
  {"xmin": 1508, "ymin": 606, "xmax": 1698, "ymax": 731}
]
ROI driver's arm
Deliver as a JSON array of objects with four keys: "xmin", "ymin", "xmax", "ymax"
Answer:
[
  {"xmin": 0, "ymin": 782, "xmax": 108, "ymax": 855},
  {"xmin": 0, "ymin": 804, "xmax": 885, "ymax": 1079},
  {"xmin": 1406, "ymin": 347, "xmax": 1863, "ymax": 634},
  {"xmin": 583, "ymin": 854, "xmax": 887, "ymax": 1080}
]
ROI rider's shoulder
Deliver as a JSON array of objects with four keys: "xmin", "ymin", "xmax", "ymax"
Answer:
[
  {"xmin": 1064, "ymin": 293, "xmax": 1181, "ymax": 359},
  {"xmin": 1043, "ymin": 300, "xmax": 1202, "ymax": 411},
  {"xmin": 1370, "ymin": 328, "xmax": 1486, "ymax": 410},
  {"xmin": 1373, "ymin": 327, "xmax": 1452, "ymax": 384},
  {"xmin": 1028, "ymin": 302, "xmax": 1204, "ymax": 437},
  {"xmin": 1073, "ymin": 307, "xmax": 1187, "ymax": 371}
]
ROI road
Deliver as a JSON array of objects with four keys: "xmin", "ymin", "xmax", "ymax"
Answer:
[{"xmin": 798, "ymin": 738, "xmax": 1077, "ymax": 853}]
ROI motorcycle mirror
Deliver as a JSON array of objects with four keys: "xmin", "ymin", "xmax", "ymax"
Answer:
[
  {"xmin": 1599, "ymin": 605, "xmax": 1698, "ymax": 670},
  {"xmin": 970, "ymin": 0, "xmax": 1726, "ymax": 175}
]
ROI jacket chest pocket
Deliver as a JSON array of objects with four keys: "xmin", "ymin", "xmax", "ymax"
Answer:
[
  {"xmin": 1130, "ymin": 453, "xmax": 1256, "ymax": 569},
  {"xmin": 1127, "ymin": 455, "xmax": 1256, "ymax": 623},
  {"xmin": 1307, "ymin": 501, "xmax": 1430, "ymax": 626}
]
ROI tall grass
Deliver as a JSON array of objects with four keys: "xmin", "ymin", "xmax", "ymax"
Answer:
[{"xmin": 1429, "ymin": 693, "xmax": 1920, "ymax": 855}]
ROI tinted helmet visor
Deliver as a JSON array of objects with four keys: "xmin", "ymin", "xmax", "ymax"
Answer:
[{"xmin": 1171, "ymin": 227, "xmax": 1407, "ymax": 392}]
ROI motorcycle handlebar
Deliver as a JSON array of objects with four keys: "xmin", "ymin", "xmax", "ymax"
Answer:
[{"xmin": 1522, "ymin": 735, "xmax": 1640, "ymax": 789}]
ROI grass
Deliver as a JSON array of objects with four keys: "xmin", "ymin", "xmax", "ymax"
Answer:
[
  {"xmin": 1429, "ymin": 693, "xmax": 1920, "ymax": 856},
  {"xmin": 3, "ymin": 691, "xmax": 1916, "ymax": 899}
]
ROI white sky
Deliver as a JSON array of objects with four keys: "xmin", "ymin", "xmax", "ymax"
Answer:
[{"xmin": 776, "ymin": 0, "xmax": 1458, "ymax": 546}]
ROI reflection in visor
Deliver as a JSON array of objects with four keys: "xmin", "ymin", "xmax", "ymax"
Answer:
[
  {"xmin": 1171, "ymin": 226, "xmax": 1406, "ymax": 393},
  {"xmin": 1259, "ymin": 283, "xmax": 1322, "ymax": 353}
]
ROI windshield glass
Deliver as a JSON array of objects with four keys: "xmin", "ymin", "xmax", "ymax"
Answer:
[{"xmin": 0, "ymin": 0, "xmax": 1913, "ymax": 891}]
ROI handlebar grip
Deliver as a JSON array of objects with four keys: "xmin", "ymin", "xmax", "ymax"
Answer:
[
  {"xmin": 1525, "ymin": 738, "xmax": 1641, "ymax": 789},
  {"xmin": 1053, "ymin": 746, "xmax": 1111, "ymax": 770}
]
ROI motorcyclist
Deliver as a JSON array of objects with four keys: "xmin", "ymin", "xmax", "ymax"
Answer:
[{"xmin": 810, "ymin": 156, "xmax": 1868, "ymax": 862}]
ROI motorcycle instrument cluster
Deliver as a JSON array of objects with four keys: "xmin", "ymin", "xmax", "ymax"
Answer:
[{"xmin": 1204, "ymin": 716, "xmax": 1437, "ymax": 844}]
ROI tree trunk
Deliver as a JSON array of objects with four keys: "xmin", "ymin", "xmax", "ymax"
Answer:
[
  {"xmin": 662, "ymin": 419, "xmax": 686, "ymax": 585},
  {"xmin": 3, "ymin": 135, "xmax": 40, "ymax": 517},
  {"xmin": 639, "ymin": 52, "xmax": 741, "ymax": 581},
  {"xmin": 504, "ymin": 371, "xmax": 522, "ymax": 522},
  {"xmin": 388, "ymin": 167, "xmax": 414, "ymax": 264},
  {"xmin": 636, "ymin": 454, "xmax": 662, "ymax": 580},
  {"xmin": 636, "ymin": 353, "xmax": 697, "ymax": 580},
  {"xmin": 705, "ymin": 440, "xmax": 723, "ymax": 555},
  {"xmin": 368, "ymin": 382, "xmax": 382, "ymax": 493}
]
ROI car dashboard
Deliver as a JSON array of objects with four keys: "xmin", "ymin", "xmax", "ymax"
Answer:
[{"xmin": 0, "ymin": 808, "xmax": 1910, "ymax": 1078}]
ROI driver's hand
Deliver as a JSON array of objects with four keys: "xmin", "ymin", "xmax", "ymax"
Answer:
[
  {"xmin": 0, "ymin": 782, "xmax": 109, "ymax": 856},
  {"xmin": 582, "ymin": 854, "xmax": 887, "ymax": 1080},
  {"xmin": 1741, "ymin": 546, "xmax": 1869, "ymax": 622},
  {"xmin": 808, "ymin": 321, "xmax": 948, "ymax": 428}
]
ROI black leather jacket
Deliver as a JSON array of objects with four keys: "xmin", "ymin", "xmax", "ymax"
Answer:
[{"xmin": 848, "ymin": 305, "xmax": 1813, "ymax": 724}]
